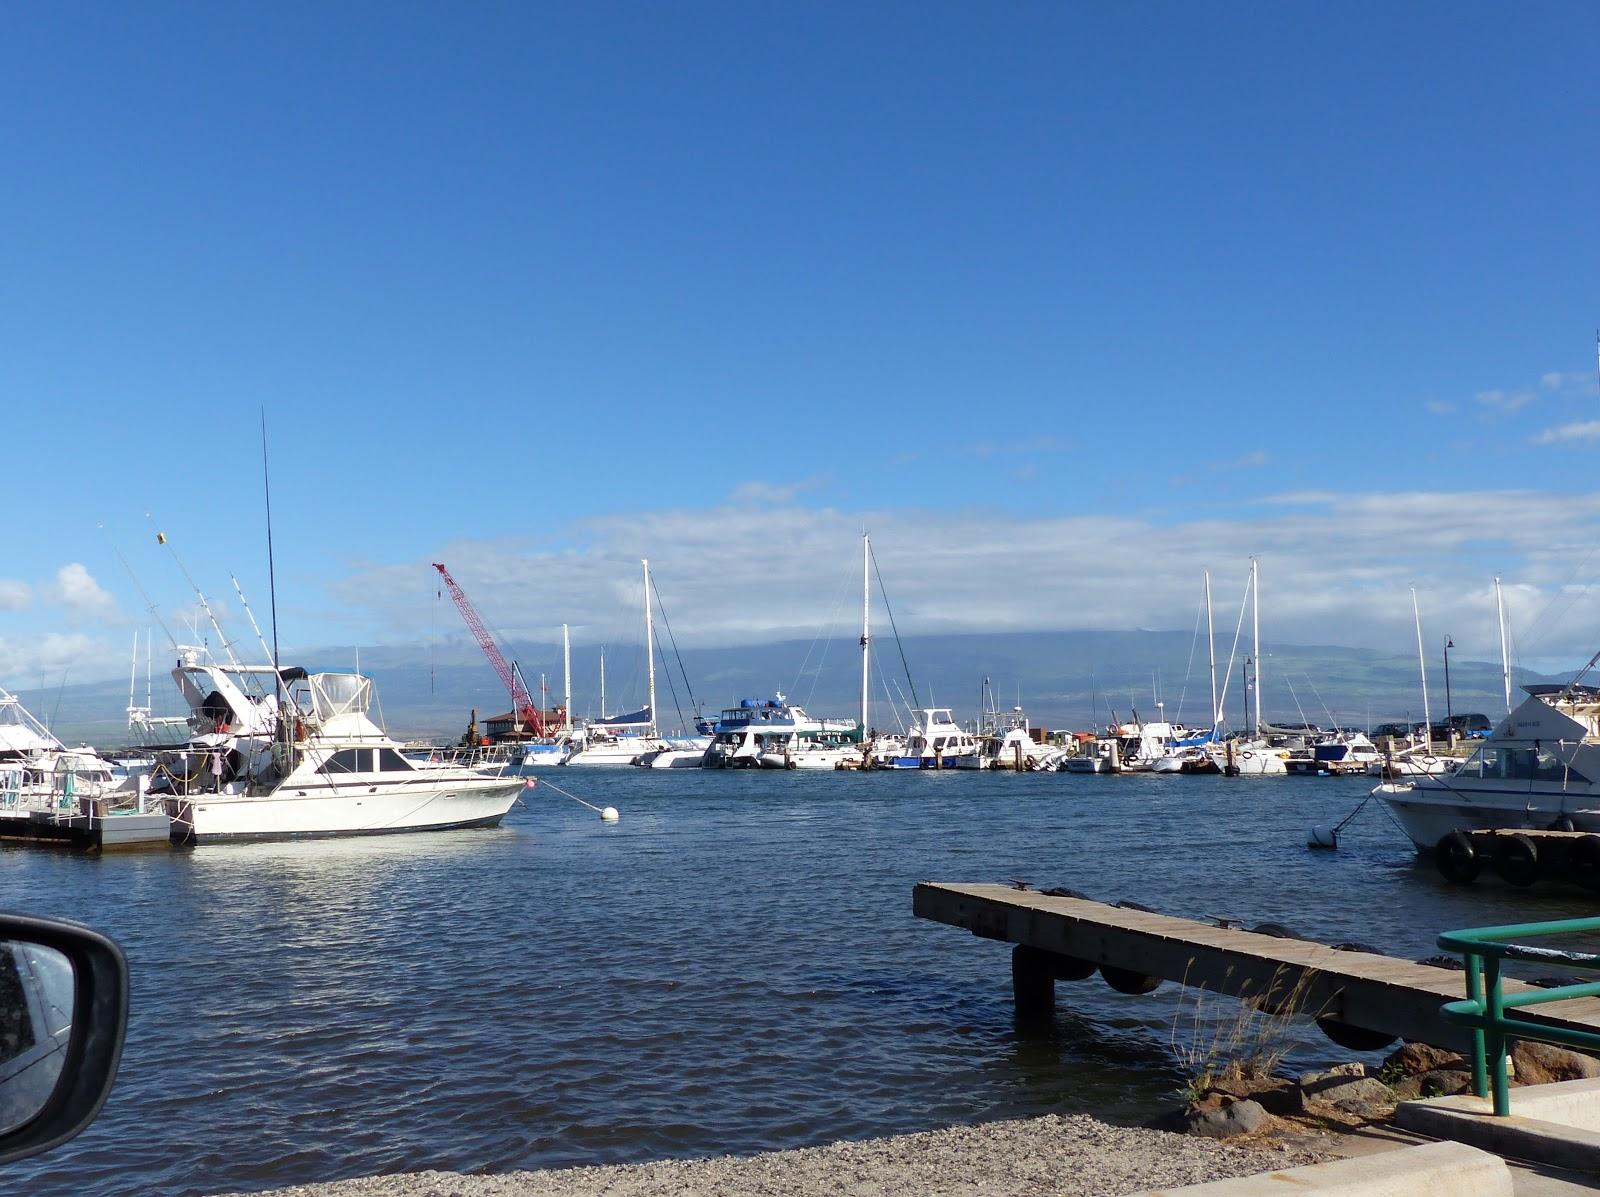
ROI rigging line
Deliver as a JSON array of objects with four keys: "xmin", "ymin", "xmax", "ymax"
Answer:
[
  {"xmin": 793, "ymin": 563, "xmax": 852, "ymax": 708},
  {"xmin": 1520, "ymin": 541, "xmax": 1600, "ymax": 655},
  {"xmin": 1282, "ymin": 673, "xmax": 1310, "ymax": 730},
  {"xmin": 1176, "ymin": 590, "xmax": 1205, "ymax": 727},
  {"xmin": 1304, "ymin": 673, "xmax": 1337, "ymax": 730},
  {"xmin": 868, "ymin": 541, "xmax": 920, "ymax": 710},
  {"xmin": 1215, "ymin": 571, "xmax": 1253, "ymax": 729},
  {"xmin": 648, "ymin": 572, "xmax": 699, "ymax": 717}
]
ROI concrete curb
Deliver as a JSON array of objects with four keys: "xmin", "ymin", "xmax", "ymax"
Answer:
[
  {"xmin": 1126, "ymin": 1140, "xmax": 1512, "ymax": 1195},
  {"xmin": 1395, "ymin": 1076, "xmax": 1600, "ymax": 1173}
]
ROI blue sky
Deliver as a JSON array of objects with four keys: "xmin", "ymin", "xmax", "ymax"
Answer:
[{"xmin": 3, "ymin": 2, "xmax": 1600, "ymax": 687}]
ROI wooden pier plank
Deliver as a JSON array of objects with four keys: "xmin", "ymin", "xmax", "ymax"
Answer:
[{"xmin": 914, "ymin": 881, "xmax": 1600, "ymax": 1052}]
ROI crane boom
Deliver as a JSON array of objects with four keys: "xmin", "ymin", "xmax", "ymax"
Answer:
[{"xmin": 432, "ymin": 562, "xmax": 545, "ymax": 736}]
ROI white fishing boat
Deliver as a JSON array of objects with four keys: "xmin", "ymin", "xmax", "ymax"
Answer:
[
  {"xmin": 0, "ymin": 686, "xmax": 124, "ymax": 818},
  {"xmin": 1376, "ymin": 685, "xmax": 1600, "ymax": 850},
  {"xmin": 635, "ymin": 735, "xmax": 711, "ymax": 768},
  {"xmin": 149, "ymin": 654, "xmax": 522, "ymax": 843}
]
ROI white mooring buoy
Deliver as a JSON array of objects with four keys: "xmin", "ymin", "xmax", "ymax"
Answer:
[
  {"xmin": 1307, "ymin": 825, "xmax": 1338, "ymax": 850},
  {"xmin": 601, "ymin": 806, "xmax": 620, "ymax": 823}
]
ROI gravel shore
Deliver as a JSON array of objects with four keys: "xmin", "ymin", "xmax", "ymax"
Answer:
[{"xmin": 232, "ymin": 1113, "xmax": 1322, "ymax": 1197}]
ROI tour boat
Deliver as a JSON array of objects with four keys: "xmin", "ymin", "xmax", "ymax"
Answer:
[
  {"xmin": 703, "ymin": 695, "xmax": 860, "ymax": 768},
  {"xmin": 879, "ymin": 708, "xmax": 982, "ymax": 769}
]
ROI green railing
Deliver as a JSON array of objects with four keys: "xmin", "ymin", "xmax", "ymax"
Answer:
[{"xmin": 1438, "ymin": 917, "xmax": 1600, "ymax": 1115}]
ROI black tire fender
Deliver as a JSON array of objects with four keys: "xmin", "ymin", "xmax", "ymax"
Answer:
[
  {"xmin": 1493, "ymin": 833, "xmax": 1540, "ymax": 887},
  {"xmin": 1435, "ymin": 831, "xmax": 1480, "ymax": 883},
  {"xmin": 1316, "ymin": 1017, "xmax": 1398, "ymax": 1052},
  {"xmin": 1100, "ymin": 964, "xmax": 1162, "ymax": 994},
  {"xmin": 1571, "ymin": 835, "xmax": 1600, "ymax": 893}
]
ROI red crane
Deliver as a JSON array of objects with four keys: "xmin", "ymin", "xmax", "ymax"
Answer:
[{"xmin": 433, "ymin": 562, "xmax": 546, "ymax": 737}]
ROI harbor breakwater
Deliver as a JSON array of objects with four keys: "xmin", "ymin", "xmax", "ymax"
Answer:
[{"xmin": 3, "ymin": 771, "xmax": 1591, "ymax": 1197}]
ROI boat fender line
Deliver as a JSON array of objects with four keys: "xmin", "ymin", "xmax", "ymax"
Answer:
[
  {"xmin": 1099, "ymin": 963, "xmax": 1162, "ymax": 995},
  {"xmin": 1316, "ymin": 1017, "xmax": 1398, "ymax": 1052},
  {"xmin": 1435, "ymin": 830, "xmax": 1480, "ymax": 884},
  {"xmin": 1570, "ymin": 835, "xmax": 1600, "ymax": 892},
  {"xmin": 1492, "ymin": 833, "xmax": 1540, "ymax": 888}
]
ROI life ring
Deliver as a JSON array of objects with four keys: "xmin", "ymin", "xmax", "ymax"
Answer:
[
  {"xmin": 1492, "ymin": 833, "xmax": 1540, "ymax": 888},
  {"xmin": 1435, "ymin": 830, "xmax": 1480, "ymax": 883},
  {"xmin": 1570, "ymin": 835, "xmax": 1600, "ymax": 892},
  {"xmin": 1241, "ymin": 750, "xmax": 1254, "ymax": 760}
]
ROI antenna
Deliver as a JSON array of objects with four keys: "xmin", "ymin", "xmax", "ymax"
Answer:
[
  {"xmin": 148, "ymin": 516, "xmax": 242, "ymax": 668},
  {"xmin": 262, "ymin": 410, "xmax": 281, "ymax": 678}
]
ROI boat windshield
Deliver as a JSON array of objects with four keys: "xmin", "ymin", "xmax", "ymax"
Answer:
[
  {"xmin": 309, "ymin": 674, "xmax": 374, "ymax": 720},
  {"xmin": 1456, "ymin": 744, "xmax": 1589, "ymax": 783}
]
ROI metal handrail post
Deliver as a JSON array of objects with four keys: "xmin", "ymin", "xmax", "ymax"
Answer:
[
  {"xmin": 1483, "ymin": 954, "xmax": 1511, "ymax": 1116},
  {"xmin": 1464, "ymin": 950, "xmax": 1488, "ymax": 1099}
]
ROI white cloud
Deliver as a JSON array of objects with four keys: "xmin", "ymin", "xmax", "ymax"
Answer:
[
  {"xmin": 0, "ymin": 580, "xmax": 29, "ymax": 610},
  {"xmin": 967, "ymin": 436, "xmax": 1070, "ymax": 459},
  {"xmin": 729, "ymin": 476, "xmax": 829, "ymax": 505},
  {"xmin": 1425, "ymin": 400, "xmax": 1456, "ymax": 416},
  {"xmin": 1532, "ymin": 421, "xmax": 1600, "ymax": 446},
  {"xmin": 0, "ymin": 632, "xmax": 113, "ymax": 681},
  {"xmin": 47, "ymin": 563, "xmax": 119, "ymax": 619},
  {"xmin": 325, "ymin": 487, "xmax": 1600, "ymax": 667},
  {"xmin": 1476, "ymin": 388, "xmax": 1536, "ymax": 413},
  {"xmin": 1212, "ymin": 450, "xmax": 1269, "ymax": 471}
]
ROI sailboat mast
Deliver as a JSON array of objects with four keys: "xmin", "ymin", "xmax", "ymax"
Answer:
[
  {"xmin": 1494, "ymin": 576, "xmax": 1512, "ymax": 716},
  {"xmin": 1412, "ymin": 586, "xmax": 1433, "ymax": 753},
  {"xmin": 1205, "ymin": 570, "xmax": 1218, "ymax": 732},
  {"xmin": 1250, "ymin": 557, "xmax": 1262, "ymax": 735},
  {"xmin": 562, "ymin": 623, "xmax": 572, "ymax": 732},
  {"xmin": 599, "ymin": 648, "xmax": 606, "ymax": 719},
  {"xmin": 860, "ymin": 532, "xmax": 871, "ymax": 736},
  {"xmin": 643, "ymin": 559, "xmax": 657, "ymax": 736}
]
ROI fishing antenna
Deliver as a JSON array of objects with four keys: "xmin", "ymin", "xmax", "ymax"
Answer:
[
  {"xmin": 147, "ymin": 516, "xmax": 243, "ymax": 669},
  {"xmin": 100, "ymin": 524, "xmax": 179, "ymax": 651},
  {"xmin": 262, "ymin": 411, "xmax": 281, "ymax": 678},
  {"xmin": 230, "ymin": 575, "xmax": 277, "ymax": 667}
]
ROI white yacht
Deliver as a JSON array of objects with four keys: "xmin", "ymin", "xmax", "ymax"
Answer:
[
  {"xmin": 148, "ymin": 654, "xmax": 522, "ymax": 843},
  {"xmin": 561, "ymin": 709, "xmax": 664, "ymax": 766},
  {"xmin": 880, "ymin": 708, "xmax": 981, "ymax": 769},
  {"xmin": 1376, "ymin": 685, "xmax": 1600, "ymax": 850},
  {"xmin": 0, "ymin": 686, "xmax": 123, "ymax": 818}
]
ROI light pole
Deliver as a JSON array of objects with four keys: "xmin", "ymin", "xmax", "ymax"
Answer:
[{"xmin": 1443, "ymin": 636, "xmax": 1454, "ymax": 742}]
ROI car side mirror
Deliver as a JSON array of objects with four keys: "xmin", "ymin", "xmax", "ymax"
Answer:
[{"xmin": 0, "ymin": 914, "xmax": 128, "ymax": 1165}]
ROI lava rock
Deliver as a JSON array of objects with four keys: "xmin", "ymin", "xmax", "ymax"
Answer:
[
  {"xmin": 1182, "ymin": 1098, "xmax": 1267, "ymax": 1138},
  {"xmin": 1381, "ymin": 1042, "xmax": 1465, "ymax": 1077},
  {"xmin": 1302, "ymin": 1075, "xmax": 1395, "ymax": 1114},
  {"xmin": 1416, "ymin": 1069, "xmax": 1475, "ymax": 1097},
  {"xmin": 1510, "ymin": 1041, "xmax": 1600, "ymax": 1085},
  {"xmin": 1296, "ymin": 1062, "xmax": 1366, "ymax": 1088}
]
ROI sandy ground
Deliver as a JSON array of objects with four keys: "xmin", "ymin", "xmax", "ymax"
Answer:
[{"xmin": 230, "ymin": 1113, "xmax": 1324, "ymax": 1197}]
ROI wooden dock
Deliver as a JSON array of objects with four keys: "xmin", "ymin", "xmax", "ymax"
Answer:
[{"xmin": 913, "ymin": 881, "xmax": 1600, "ymax": 1052}]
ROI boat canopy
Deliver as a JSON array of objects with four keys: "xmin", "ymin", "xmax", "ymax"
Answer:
[{"xmin": 0, "ymin": 688, "xmax": 64, "ymax": 754}]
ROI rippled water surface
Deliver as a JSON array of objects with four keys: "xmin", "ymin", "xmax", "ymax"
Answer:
[{"xmin": 2, "ymin": 770, "xmax": 1593, "ymax": 1196}]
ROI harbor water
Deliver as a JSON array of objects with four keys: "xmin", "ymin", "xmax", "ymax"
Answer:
[{"xmin": 3, "ymin": 770, "xmax": 1594, "ymax": 1197}]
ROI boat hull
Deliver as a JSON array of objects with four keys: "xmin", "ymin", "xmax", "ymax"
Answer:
[
  {"xmin": 1376, "ymin": 782, "xmax": 1600, "ymax": 850},
  {"xmin": 165, "ymin": 779, "xmax": 523, "ymax": 843}
]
